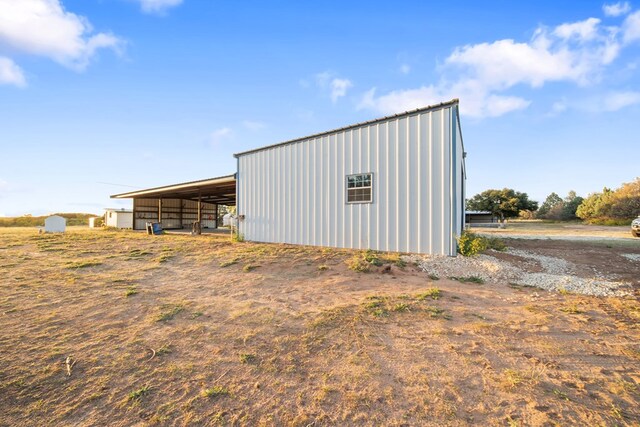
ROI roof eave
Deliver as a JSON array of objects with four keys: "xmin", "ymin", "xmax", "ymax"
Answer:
[
  {"xmin": 234, "ymin": 99, "xmax": 459, "ymax": 158},
  {"xmin": 110, "ymin": 174, "xmax": 236, "ymax": 199}
]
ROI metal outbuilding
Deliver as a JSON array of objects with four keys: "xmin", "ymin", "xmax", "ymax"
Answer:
[
  {"xmin": 104, "ymin": 208, "xmax": 133, "ymax": 229},
  {"xmin": 44, "ymin": 215, "xmax": 66, "ymax": 233},
  {"xmin": 112, "ymin": 99, "xmax": 466, "ymax": 255},
  {"xmin": 234, "ymin": 99, "xmax": 466, "ymax": 256}
]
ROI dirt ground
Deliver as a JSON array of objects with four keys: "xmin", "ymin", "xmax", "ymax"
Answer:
[
  {"xmin": 496, "ymin": 239, "xmax": 640, "ymax": 288},
  {"xmin": 0, "ymin": 227, "xmax": 639, "ymax": 426}
]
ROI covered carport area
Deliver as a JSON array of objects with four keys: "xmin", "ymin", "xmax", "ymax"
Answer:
[{"xmin": 111, "ymin": 174, "xmax": 236, "ymax": 231}]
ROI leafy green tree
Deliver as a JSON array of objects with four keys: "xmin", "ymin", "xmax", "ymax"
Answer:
[
  {"xmin": 467, "ymin": 188, "xmax": 538, "ymax": 223},
  {"xmin": 537, "ymin": 192, "xmax": 563, "ymax": 218},
  {"xmin": 609, "ymin": 178, "xmax": 640, "ymax": 219},
  {"xmin": 561, "ymin": 191, "xmax": 584, "ymax": 220},
  {"xmin": 576, "ymin": 188, "xmax": 615, "ymax": 220},
  {"xmin": 576, "ymin": 178, "xmax": 640, "ymax": 223},
  {"xmin": 0, "ymin": 213, "xmax": 97, "ymax": 227}
]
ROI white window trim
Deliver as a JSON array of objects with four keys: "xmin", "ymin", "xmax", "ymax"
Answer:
[{"xmin": 345, "ymin": 173, "xmax": 374, "ymax": 204}]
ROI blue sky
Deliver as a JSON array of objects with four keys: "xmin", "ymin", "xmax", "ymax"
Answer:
[{"xmin": 0, "ymin": 0, "xmax": 639, "ymax": 216}]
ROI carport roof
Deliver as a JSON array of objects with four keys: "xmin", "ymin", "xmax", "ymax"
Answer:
[{"xmin": 110, "ymin": 174, "xmax": 236, "ymax": 205}]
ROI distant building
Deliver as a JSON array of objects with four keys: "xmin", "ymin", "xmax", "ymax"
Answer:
[
  {"xmin": 44, "ymin": 215, "xmax": 66, "ymax": 233},
  {"xmin": 104, "ymin": 208, "xmax": 133, "ymax": 229},
  {"xmin": 465, "ymin": 211, "xmax": 499, "ymax": 226}
]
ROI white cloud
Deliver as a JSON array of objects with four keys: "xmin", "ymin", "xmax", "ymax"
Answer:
[
  {"xmin": 447, "ymin": 19, "xmax": 620, "ymax": 87},
  {"xmin": 358, "ymin": 83, "xmax": 530, "ymax": 118},
  {"xmin": 330, "ymin": 78, "xmax": 352, "ymax": 103},
  {"xmin": 553, "ymin": 17, "xmax": 601, "ymax": 41},
  {"xmin": 550, "ymin": 100, "xmax": 568, "ymax": 115},
  {"xmin": 314, "ymin": 71, "xmax": 353, "ymax": 103},
  {"xmin": 361, "ymin": 15, "xmax": 631, "ymax": 118},
  {"xmin": 0, "ymin": 56, "xmax": 26, "ymax": 87},
  {"xmin": 135, "ymin": 0, "xmax": 183, "ymax": 14},
  {"xmin": 399, "ymin": 63, "xmax": 411, "ymax": 74},
  {"xmin": 209, "ymin": 127, "xmax": 233, "ymax": 145},
  {"xmin": 0, "ymin": 0, "xmax": 122, "ymax": 71},
  {"xmin": 602, "ymin": 90, "xmax": 640, "ymax": 110},
  {"xmin": 622, "ymin": 10, "xmax": 640, "ymax": 43},
  {"xmin": 603, "ymin": 2, "xmax": 631, "ymax": 17}
]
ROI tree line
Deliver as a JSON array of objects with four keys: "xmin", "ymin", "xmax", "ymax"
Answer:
[
  {"xmin": 0, "ymin": 213, "xmax": 97, "ymax": 227},
  {"xmin": 467, "ymin": 177, "xmax": 640, "ymax": 225}
]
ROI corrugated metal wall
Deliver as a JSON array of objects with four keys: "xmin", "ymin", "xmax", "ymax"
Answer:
[{"xmin": 237, "ymin": 105, "xmax": 464, "ymax": 255}]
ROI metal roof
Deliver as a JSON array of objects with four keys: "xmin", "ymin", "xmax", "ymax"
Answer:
[
  {"xmin": 104, "ymin": 208, "xmax": 133, "ymax": 213},
  {"xmin": 110, "ymin": 174, "xmax": 237, "ymax": 205},
  {"xmin": 234, "ymin": 99, "xmax": 460, "ymax": 158}
]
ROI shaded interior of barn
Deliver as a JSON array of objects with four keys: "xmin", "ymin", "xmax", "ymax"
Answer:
[{"xmin": 111, "ymin": 174, "xmax": 236, "ymax": 230}]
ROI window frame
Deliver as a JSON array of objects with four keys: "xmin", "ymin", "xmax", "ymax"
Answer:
[{"xmin": 345, "ymin": 172, "xmax": 374, "ymax": 204}]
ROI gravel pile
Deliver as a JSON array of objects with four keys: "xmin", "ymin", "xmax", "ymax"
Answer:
[
  {"xmin": 506, "ymin": 249, "xmax": 569, "ymax": 275},
  {"xmin": 516, "ymin": 272, "xmax": 629, "ymax": 296},
  {"xmin": 403, "ymin": 253, "xmax": 519, "ymax": 283},
  {"xmin": 406, "ymin": 249, "xmax": 632, "ymax": 297},
  {"xmin": 621, "ymin": 253, "xmax": 640, "ymax": 262}
]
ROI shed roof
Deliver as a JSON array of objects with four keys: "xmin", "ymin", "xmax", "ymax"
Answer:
[
  {"xmin": 104, "ymin": 208, "xmax": 133, "ymax": 213},
  {"xmin": 234, "ymin": 99, "xmax": 459, "ymax": 158},
  {"xmin": 110, "ymin": 174, "xmax": 236, "ymax": 205}
]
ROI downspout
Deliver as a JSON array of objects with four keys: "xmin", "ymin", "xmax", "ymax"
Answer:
[{"xmin": 236, "ymin": 156, "xmax": 240, "ymax": 236}]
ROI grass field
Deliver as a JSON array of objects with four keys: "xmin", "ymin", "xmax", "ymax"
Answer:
[
  {"xmin": 472, "ymin": 220, "xmax": 635, "ymax": 241},
  {"xmin": 0, "ymin": 227, "xmax": 639, "ymax": 426}
]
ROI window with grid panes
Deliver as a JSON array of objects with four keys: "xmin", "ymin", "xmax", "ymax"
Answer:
[{"xmin": 346, "ymin": 173, "xmax": 373, "ymax": 203}]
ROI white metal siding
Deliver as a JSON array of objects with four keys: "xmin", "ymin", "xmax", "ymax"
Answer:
[
  {"xmin": 105, "ymin": 211, "xmax": 132, "ymax": 229},
  {"xmin": 117, "ymin": 212, "xmax": 133, "ymax": 229},
  {"xmin": 237, "ymin": 105, "xmax": 463, "ymax": 255}
]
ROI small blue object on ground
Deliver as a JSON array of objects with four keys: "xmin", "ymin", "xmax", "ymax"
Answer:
[{"xmin": 152, "ymin": 223, "xmax": 163, "ymax": 235}]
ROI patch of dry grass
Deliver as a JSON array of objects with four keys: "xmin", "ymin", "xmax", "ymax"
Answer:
[{"xmin": 0, "ymin": 227, "xmax": 638, "ymax": 426}]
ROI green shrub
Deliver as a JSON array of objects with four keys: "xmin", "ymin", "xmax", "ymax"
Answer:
[
  {"xmin": 457, "ymin": 232, "xmax": 488, "ymax": 256},
  {"xmin": 363, "ymin": 250, "xmax": 383, "ymax": 266},
  {"xmin": 346, "ymin": 250, "xmax": 384, "ymax": 272},
  {"xmin": 416, "ymin": 287, "xmax": 441, "ymax": 300},
  {"xmin": 485, "ymin": 236, "xmax": 507, "ymax": 251},
  {"xmin": 346, "ymin": 255, "xmax": 371, "ymax": 272}
]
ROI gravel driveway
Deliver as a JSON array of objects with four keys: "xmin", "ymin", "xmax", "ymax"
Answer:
[{"xmin": 406, "ymin": 238, "xmax": 639, "ymax": 297}]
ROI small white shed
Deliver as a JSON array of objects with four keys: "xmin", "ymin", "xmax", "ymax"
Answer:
[
  {"xmin": 44, "ymin": 215, "xmax": 66, "ymax": 233},
  {"xmin": 88, "ymin": 217, "xmax": 99, "ymax": 228},
  {"xmin": 105, "ymin": 208, "xmax": 133, "ymax": 229}
]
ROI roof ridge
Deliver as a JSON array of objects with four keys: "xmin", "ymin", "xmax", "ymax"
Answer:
[{"xmin": 234, "ymin": 98, "xmax": 459, "ymax": 158}]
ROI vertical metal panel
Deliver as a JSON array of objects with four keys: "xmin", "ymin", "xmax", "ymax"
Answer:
[
  {"xmin": 237, "ymin": 105, "xmax": 463, "ymax": 255},
  {"xmin": 368, "ymin": 124, "xmax": 378, "ymax": 250}
]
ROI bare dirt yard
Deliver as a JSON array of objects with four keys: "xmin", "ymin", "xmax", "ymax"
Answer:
[
  {"xmin": 0, "ymin": 227, "xmax": 639, "ymax": 426},
  {"xmin": 471, "ymin": 221, "xmax": 635, "ymax": 241}
]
